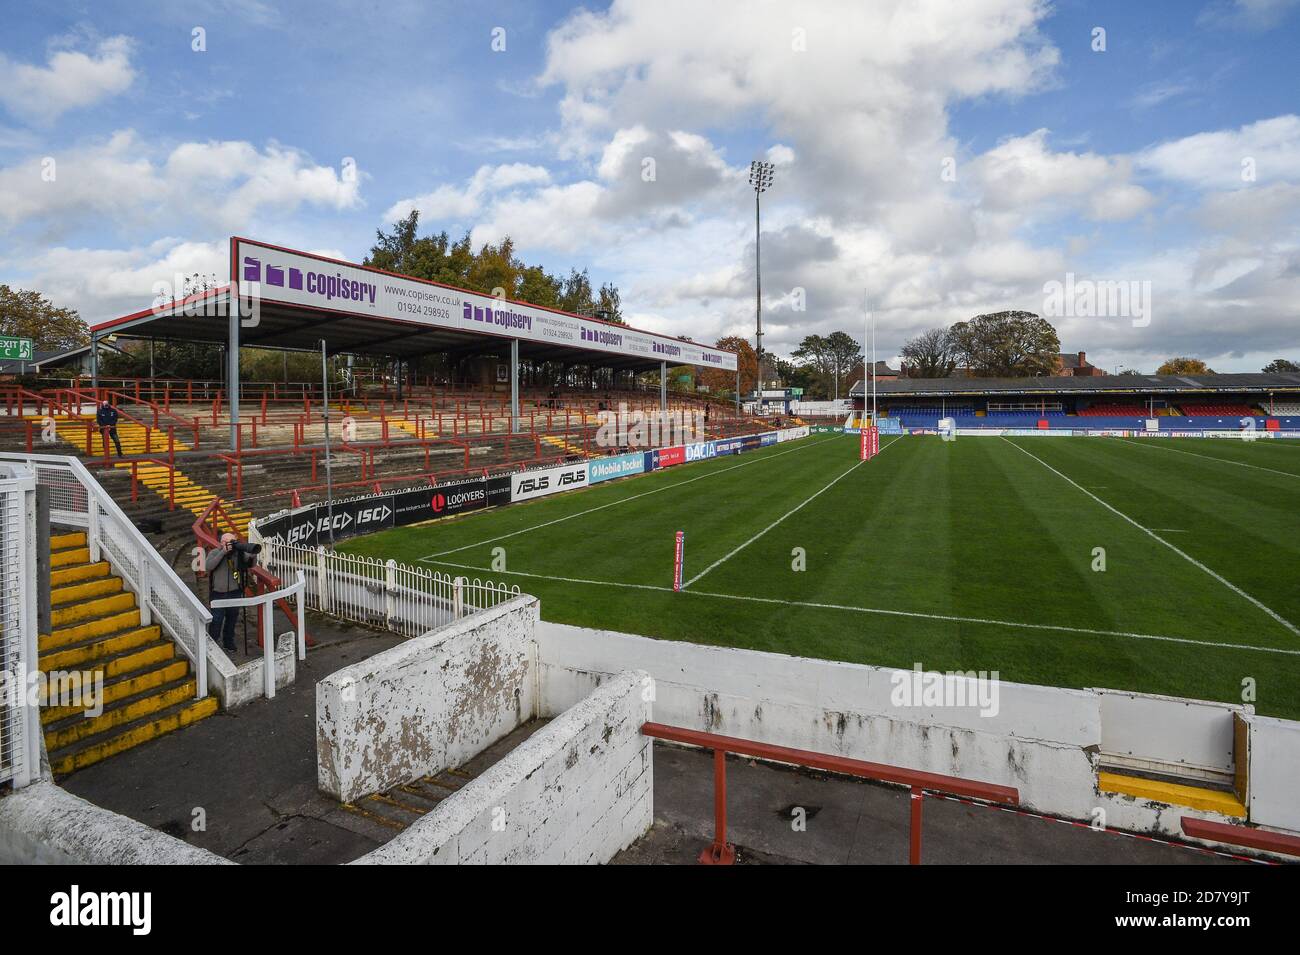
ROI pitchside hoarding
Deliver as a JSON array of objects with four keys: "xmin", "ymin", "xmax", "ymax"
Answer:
[
  {"xmin": 510, "ymin": 461, "xmax": 589, "ymax": 502},
  {"xmin": 590, "ymin": 452, "xmax": 646, "ymax": 483},
  {"xmin": 232, "ymin": 238, "xmax": 737, "ymax": 372}
]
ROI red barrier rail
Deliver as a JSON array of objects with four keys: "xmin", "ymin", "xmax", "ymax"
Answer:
[
  {"xmin": 640, "ymin": 722, "xmax": 1019, "ymax": 865},
  {"xmin": 1181, "ymin": 817, "xmax": 1300, "ymax": 857}
]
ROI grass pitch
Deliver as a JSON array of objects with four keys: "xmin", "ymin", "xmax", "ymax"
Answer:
[{"xmin": 343, "ymin": 432, "xmax": 1300, "ymax": 719}]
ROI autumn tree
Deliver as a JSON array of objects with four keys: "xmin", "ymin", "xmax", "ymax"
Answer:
[
  {"xmin": 1263, "ymin": 359, "xmax": 1299, "ymax": 373},
  {"xmin": 1156, "ymin": 357, "xmax": 1215, "ymax": 376},
  {"xmin": 699, "ymin": 336, "xmax": 757, "ymax": 396},
  {"xmin": 0, "ymin": 285, "xmax": 89, "ymax": 351}
]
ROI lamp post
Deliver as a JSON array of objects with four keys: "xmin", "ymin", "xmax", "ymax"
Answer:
[{"xmin": 749, "ymin": 160, "xmax": 775, "ymax": 397}]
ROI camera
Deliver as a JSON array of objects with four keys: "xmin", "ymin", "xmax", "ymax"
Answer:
[{"xmin": 230, "ymin": 540, "xmax": 261, "ymax": 571}]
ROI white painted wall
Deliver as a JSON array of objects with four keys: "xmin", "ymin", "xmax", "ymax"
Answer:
[
  {"xmin": 317, "ymin": 597, "xmax": 540, "ymax": 803},
  {"xmin": 0, "ymin": 781, "xmax": 230, "ymax": 864},
  {"xmin": 1096, "ymin": 688, "xmax": 1240, "ymax": 777},
  {"xmin": 354, "ymin": 669, "xmax": 652, "ymax": 865},
  {"xmin": 1247, "ymin": 716, "xmax": 1300, "ymax": 831},
  {"xmin": 535, "ymin": 621, "xmax": 1300, "ymax": 846}
]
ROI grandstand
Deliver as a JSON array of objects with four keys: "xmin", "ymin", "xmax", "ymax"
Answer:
[{"xmin": 854, "ymin": 372, "xmax": 1300, "ymax": 430}]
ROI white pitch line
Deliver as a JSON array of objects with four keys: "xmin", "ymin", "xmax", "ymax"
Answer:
[
  {"xmin": 1115, "ymin": 437, "xmax": 1300, "ymax": 480},
  {"xmin": 1002, "ymin": 436, "xmax": 1300, "ymax": 639},
  {"xmin": 682, "ymin": 435, "xmax": 900, "ymax": 589},
  {"xmin": 424, "ymin": 560, "xmax": 1300, "ymax": 657},
  {"xmin": 418, "ymin": 435, "xmax": 830, "ymax": 561},
  {"xmin": 1146, "ymin": 528, "xmax": 1189, "ymax": 533}
]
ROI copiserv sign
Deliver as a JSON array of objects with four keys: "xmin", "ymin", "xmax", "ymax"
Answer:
[{"xmin": 231, "ymin": 238, "xmax": 737, "ymax": 372}]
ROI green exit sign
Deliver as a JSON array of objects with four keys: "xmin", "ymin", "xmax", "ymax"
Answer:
[{"xmin": 0, "ymin": 337, "xmax": 34, "ymax": 361}]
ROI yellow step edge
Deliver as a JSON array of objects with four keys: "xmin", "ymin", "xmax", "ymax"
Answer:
[
  {"xmin": 50, "ymin": 561, "xmax": 111, "ymax": 587},
  {"xmin": 51, "ymin": 547, "xmax": 91, "ymax": 569},
  {"xmin": 50, "ymin": 531, "xmax": 88, "ymax": 550},
  {"xmin": 43, "ymin": 610, "xmax": 145, "ymax": 655},
  {"xmin": 45, "ymin": 680, "xmax": 200, "ymax": 750},
  {"xmin": 98, "ymin": 640, "xmax": 174, "ymax": 682},
  {"xmin": 51, "ymin": 576, "xmax": 123, "ymax": 606},
  {"xmin": 51, "ymin": 696, "xmax": 220, "ymax": 776},
  {"xmin": 1098, "ymin": 771, "xmax": 1247, "ymax": 818},
  {"xmin": 50, "ymin": 591, "xmax": 137, "ymax": 628},
  {"xmin": 41, "ymin": 659, "xmax": 190, "ymax": 722}
]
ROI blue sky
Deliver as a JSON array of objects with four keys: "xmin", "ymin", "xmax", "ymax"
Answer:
[{"xmin": 2, "ymin": 0, "xmax": 1298, "ymax": 372}]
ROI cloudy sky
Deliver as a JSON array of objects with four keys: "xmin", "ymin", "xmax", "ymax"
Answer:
[{"xmin": 1, "ymin": 0, "xmax": 1297, "ymax": 372}]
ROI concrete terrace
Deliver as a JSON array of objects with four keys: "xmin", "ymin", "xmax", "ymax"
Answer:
[{"xmin": 54, "ymin": 614, "xmax": 1251, "ymax": 866}]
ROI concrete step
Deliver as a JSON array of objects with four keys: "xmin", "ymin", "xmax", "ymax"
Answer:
[
  {"xmin": 50, "ymin": 560, "xmax": 111, "ymax": 588},
  {"xmin": 41, "ymin": 620, "xmax": 157, "ymax": 668},
  {"xmin": 50, "ymin": 590, "xmax": 137, "ymax": 629},
  {"xmin": 45, "ymin": 677, "xmax": 201, "ymax": 750},
  {"xmin": 41, "ymin": 657, "xmax": 191, "ymax": 723},
  {"xmin": 48, "ymin": 695, "xmax": 220, "ymax": 777},
  {"xmin": 51, "ymin": 575, "xmax": 123, "ymax": 607}
]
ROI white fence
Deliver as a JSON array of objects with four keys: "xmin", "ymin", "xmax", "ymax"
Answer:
[
  {"xmin": 0, "ymin": 464, "xmax": 39, "ymax": 789},
  {"xmin": 260, "ymin": 541, "xmax": 520, "ymax": 638},
  {"xmin": 0, "ymin": 452, "xmax": 210, "ymax": 702}
]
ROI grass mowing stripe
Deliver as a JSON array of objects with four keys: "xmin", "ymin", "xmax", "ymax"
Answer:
[
  {"xmin": 425, "ymin": 559, "xmax": 1300, "ymax": 657},
  {"xmin": 417, "ymin": 434, "xmax": 829, "ymax": 561},
  {"xmin": 682, "ymin": 435, "xmax": 900, "ymax": 588},
  {"xmin": 1002, "ymin": 436, "xmax": 1300, "ymax": 639},
  {"xmin": 1115, "ymin": 437, "xmax": 1300, "ymax": 480}
]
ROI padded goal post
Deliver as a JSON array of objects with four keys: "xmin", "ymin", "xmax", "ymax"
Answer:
[{"xmin": 860, "ymin": 425, "xmax": 879, "ymax": 461}]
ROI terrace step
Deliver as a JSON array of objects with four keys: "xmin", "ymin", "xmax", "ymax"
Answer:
[
  {"xmin": 1098, "ymin": 771, "xmax": 1247, "ymax": 819},
  {"xmin": 37, "ymin": 526, "xmax": 216, "ymax": 777}
]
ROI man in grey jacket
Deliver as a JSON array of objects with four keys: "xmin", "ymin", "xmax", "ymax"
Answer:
[{"xmin": 205, "ymin": 532, "xmax": 243, "ymax": 653}]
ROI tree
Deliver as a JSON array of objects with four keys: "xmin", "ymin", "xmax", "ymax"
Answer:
[
  {"xmin": 949, "ymin": 310, "xmax": 1061, "ymax": 377},
  {"xmin": 1156, "ymin": 357, "xmax": 1214, "ymax": 376},
  {"xmin": 0, "ymin": 285, "xmax": 89, "ymax": 351},
  {"xmin": 596, "ymin": 282, "xmax": 624, "ymax": 324},
  {"xmin": 558, "ymin": 268, "xmax": 594, "ymax": 314},
  {"xmin": 1115, "ymin": 368, "xmax": 1143, "ymax": 376},
  {"xmin": 1263, "ymin": 359, "xmax": 1299, "ymax": 374},
  {"xmin": 824, "ymin": 331, "xmax": 863, "ymax": 401},
  {"xmin": 699, "ymin": 336, "xmax": 758, "ymax": 396},
  {"xmin": 901, "ymin": 327, "xmax": 957, "ymax": 378}
]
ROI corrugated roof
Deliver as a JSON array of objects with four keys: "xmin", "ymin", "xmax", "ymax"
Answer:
[{"xmin": 850, "ymin": 372, "xmax": 1300, "ymax": 398}]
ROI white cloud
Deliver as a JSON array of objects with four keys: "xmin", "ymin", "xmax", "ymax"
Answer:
[
  {"xmin": 1138, "ymin": 115, "xmax": 1300, "ymax": 189},
  {"xmin": 0, "ymin": 131, "xmax": 362, "ymax": 235},
  {"xmin": 0, "ymin": 36, "xmax": 135, "ymax": 124}
]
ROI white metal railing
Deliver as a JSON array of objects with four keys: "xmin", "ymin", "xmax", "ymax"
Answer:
[
  {"xmin": 0, "ymin": 452, "xmax": 211, "ymax": 701},
  {"xmin": 211, "ymin": 572, "xmax": 305, "ymax": 700},
  {"xmin": 259, "ymin": 540, "xmax": 519, "ymax": 637},
  {"xmin": 0, "ymin": 463, "xmax": 40, "ymax": 789}
]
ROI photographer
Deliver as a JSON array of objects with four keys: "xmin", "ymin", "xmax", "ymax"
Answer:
[{"xmin": 204, "ymin": 532, "xmax": 258, "ymax": 653}]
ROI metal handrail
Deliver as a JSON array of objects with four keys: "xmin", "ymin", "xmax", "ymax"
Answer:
[
  {"xmin": 0, "ymin": 450, "xmax": 211, "ymax": 699},
  {"xmin": 640, "ymin": 722, "xmax": 1019, "ymax": 864},
  {"xmin": 210, "ymin": 572, "xmax": 305, "ymax": 699}
]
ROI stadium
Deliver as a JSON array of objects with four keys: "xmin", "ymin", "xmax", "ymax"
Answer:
[{"xmin": 1, "ymin": 1, "xmax": 1298, "ymax": 926}]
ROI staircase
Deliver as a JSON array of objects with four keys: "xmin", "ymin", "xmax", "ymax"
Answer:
[
  {"xmin": 40, "ymin": 529, "xmax": 219, "ymax": 776},
  {"xmin": 32, "ymin": 414, "xmax": 251, "ymax": 536}
]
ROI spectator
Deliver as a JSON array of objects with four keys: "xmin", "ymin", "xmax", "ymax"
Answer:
[
  {"xmin": 96, "ymin": 399, "xmax": 123, "ymax": 457},
  {"xmin": 204, "ymin": 533, "xmax": 243, "ymax": 653}
]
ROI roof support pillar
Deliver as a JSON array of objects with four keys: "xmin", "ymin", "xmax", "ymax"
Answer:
[
  {"xmin": 90, "ymin": 332, "xmax": 99, "ymax": 391},
  {"xmin": 660, "ymin": 360, "xmax": 667, "ymax": 414},
  {"xmin": 510, "ymin": 338, "xmax": 520, "ymax": 433},
  {"xmin": 228, "ymin": 291, "xmax": 240, "ymax": 450}
]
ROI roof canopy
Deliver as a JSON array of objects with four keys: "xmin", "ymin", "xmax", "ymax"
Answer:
[
  {"xmin": 89, "ymin": 237, "xmax": 738, "ymax": 374},
  {"xmin": 850, "ymin": 372, "xmax": 1300, "ymax": 399}
]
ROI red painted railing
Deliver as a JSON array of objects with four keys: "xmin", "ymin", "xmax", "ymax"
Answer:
[
  {"xmin": 1181, "ymin": 817, "xmax": 1300, "ymax": 857},
  {"xmin": 640, "ymin": 722, "xmax": 1019, "ymax": 865}
]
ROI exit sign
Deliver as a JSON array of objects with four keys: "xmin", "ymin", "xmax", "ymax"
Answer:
[{"xmin": 0, "ymin": 337, "xmax": 34, "ymax": 361}]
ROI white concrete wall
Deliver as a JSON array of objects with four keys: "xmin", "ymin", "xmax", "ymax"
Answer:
[
  {"xmin": 1247, "ymin": 716, "xmax": 1300, "ymax": 831},
  {"xmin": 0, "ymin": 781, "xmax": 230, "ymax": 864},
  {"xmin": 537, "ymin": 622, "xmax": 1099, "ymax": 819},
  {"xmin": 317, "ymin": 596, "xmax": 540, "ymax": 803},
  {"xmin": 354, "ymin": 669, "xmax": 652, "ymax": 865},
  {"xmin": 1096, "ymin": 688, "xmax": 1240, "ymax": 777},
  {"xmin": 536, "ymin": 621, "xmax": 1300, "ymax": 845}
]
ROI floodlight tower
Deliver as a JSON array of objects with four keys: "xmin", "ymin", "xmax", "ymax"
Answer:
[{"xmin": 749, "ymin": 160, "xmax": 775, "ymax": 397}]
